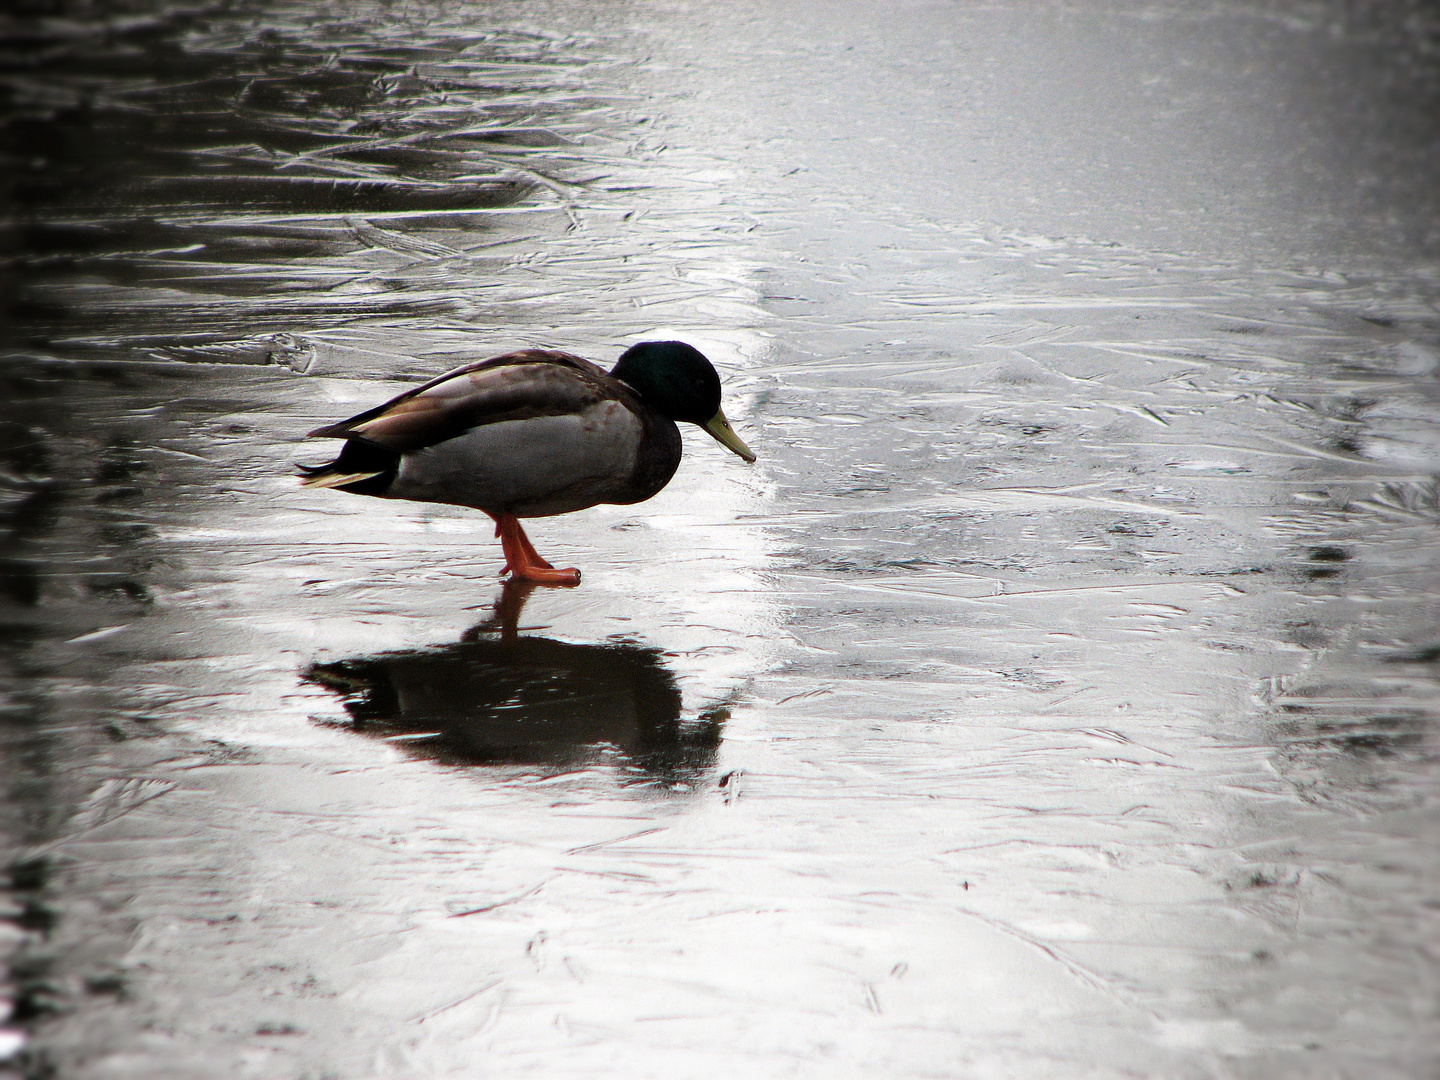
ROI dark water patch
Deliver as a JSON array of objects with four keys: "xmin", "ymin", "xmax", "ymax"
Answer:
[
  {"xmin": 1302, "ymin": 545, "xmax": 1350, "ymax": 579},
  {"xmin": 0, "ymin": 561, "xmax": 40, "ymax": 606},
  {"xmin": 7, "ymin": 855, "xmax": 50, "ymax": 894},
  {"xmin": 2, "ymin": 0, "xmax": 620, "ymax": 352},
  {"xmin": 112, "ymin": 174, "xmax": 533, "ymax": 215},
  {"xmin": 1384, "ymin": 643, "xmax": 1440, "ymax": 666},
  {"xmin": 8, "ymin": 954, "xmax": 67, "ymax": 1023},
  {"xmin": 1278, "ymin": 710, "xmax": 1432, "ymax": 761}
]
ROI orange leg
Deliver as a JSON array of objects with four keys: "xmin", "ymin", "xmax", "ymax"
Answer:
[{"xmin": 488, "ymin": 512, "xmax": 581, "ymax": 586}]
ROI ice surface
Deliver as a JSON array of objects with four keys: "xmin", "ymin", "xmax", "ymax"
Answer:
[{"xmin": 1, "ymin": 2, "xmax": 1437, "ymax": 1077}]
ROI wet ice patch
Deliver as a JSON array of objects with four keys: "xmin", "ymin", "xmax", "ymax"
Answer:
[
  {"xmin": 1165, "ymin": 458, "xmax": 1249, "ymax": 473},
  {"xmin": 1012, "ymin": 919, "xmax": 1095, "ymax": 941},
  {"xmin": 1150, "ymin": 1017, "xmax": 1284, "ymax": 1055}
]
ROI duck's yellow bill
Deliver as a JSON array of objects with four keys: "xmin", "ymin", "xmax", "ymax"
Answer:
[{"xmin": 702, "ymin": 408, "xmax": 756, "ymax": 463}]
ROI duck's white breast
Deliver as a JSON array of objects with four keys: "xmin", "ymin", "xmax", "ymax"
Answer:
[{"xmin": 386, "ymin": 399, "xmax": 643, "ymax": 517}]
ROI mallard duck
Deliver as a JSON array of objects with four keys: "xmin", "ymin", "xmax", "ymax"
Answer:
[{"xmin": 298, "ymin": 341, "xmax": 755, "ymax": 586}]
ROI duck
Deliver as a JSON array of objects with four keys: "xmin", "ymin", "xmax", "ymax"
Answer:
[{"xmin": 298, "ymin": 340, "xmax": 755, "ymax": 586}]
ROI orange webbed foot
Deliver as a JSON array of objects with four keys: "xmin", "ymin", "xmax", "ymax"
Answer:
[
  {"xmin": 510, "ymin": 564, "xmax": 581, "ymax": 587},
  {"xmin": 489, "ymin": 512, "xmax": 582, "ymax": 588}
]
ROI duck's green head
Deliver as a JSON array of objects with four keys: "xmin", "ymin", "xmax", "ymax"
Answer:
[{"xmin": 612, "ymin": 341, "xmax": 756, "ymax": 462}]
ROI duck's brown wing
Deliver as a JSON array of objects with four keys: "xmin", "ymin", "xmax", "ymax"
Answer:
[{"xmin": 306, "ymin": 349, "xmax": 624, "ymax": 452}]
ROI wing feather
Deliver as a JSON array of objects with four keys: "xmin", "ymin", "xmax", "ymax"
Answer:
[{"xmin": 306, "ymin": 350, "xmax": 617, "ymax": 452}]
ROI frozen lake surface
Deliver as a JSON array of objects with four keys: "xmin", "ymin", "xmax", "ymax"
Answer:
[{"xmin": 2, "ymin": 2, "xmax": 1437, "ymax": 1077}]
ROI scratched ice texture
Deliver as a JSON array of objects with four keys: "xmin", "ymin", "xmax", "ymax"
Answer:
[{"xmin": 1, "ymin": 1, "xmax": 1437, "ymax": 1077}]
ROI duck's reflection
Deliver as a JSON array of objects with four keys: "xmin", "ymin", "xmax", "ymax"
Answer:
[{"xmin": 306, "ymin": 580, "xmax": 724, "ymax": 784}]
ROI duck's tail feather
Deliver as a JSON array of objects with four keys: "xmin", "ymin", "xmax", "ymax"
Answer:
[
  {"xmin": 296, "ymin": 438, "xmax": 399, "ymax": 496},
  {"xmin": 298, "ymin": 469, "xmax": 384, "ymax": 490}
]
